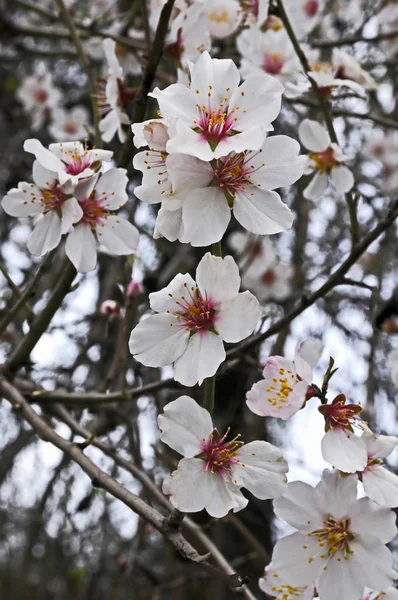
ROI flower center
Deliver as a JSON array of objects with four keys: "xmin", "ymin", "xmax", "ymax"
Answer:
[
  {"xmin": 309, "ymin": 516, "xmax": 354, "ymax": 558},
  {"xmin": 80, "ymin": 191, "xmax": 108, "ymax": 231},
  {"xmin": 208, "ymin": 8, "xmax": 229, "ymax": 23},
  {"xmin": 318, "ymin": 394, "xmax": 363, "ymax": 432},
  {"xmin": 64, "ymin": 121, "xmax": 78, "ymax": 135},
  {"xmin": 262, "ymin": 268, "xmax": 277, "ymax": 285},
  {"xmin": 265, "ymin": 366, "xmax": 297, "ymax": 408},
  {"xmin": 308, "ymin": 148, "xmax": 339, "ymax": 174},
  {"xmin": 213, "ymin": 152, "xmax": 255, "ymax": 201},
  {"xmin": 40, "ymin": 186, "xmax": 67, "ymax": 214},
  {"xmin": 62, "ymin": 148, "xmax": 95, "ymax": 175},
  {"xmin": 197, "ymin": 428, "xmax": 243, "ymax": 476},
  {"xmin": 270, "ymin": 582, "xmax": 309, "ymax": 599},
  {"xmin": 34, "ymin": 88, "xmax": 49, "ymax": 104},
  {"xmin": 167, "ymin": 283, "xmax": 216, "ymax": 334},
  {"xmin": 195, "ymin": 104, "xmax": 236, "ymax": 149},
  {"xmin": 264, "ymin": 53, "xmax": 285, "ymax": 75},
  {"xmin": 303, "ymin": 0, "xmax": 319, "ymax": 18}
]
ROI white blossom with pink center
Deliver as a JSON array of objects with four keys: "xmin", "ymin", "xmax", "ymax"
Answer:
[
  {"xmin": 356, "ymin": 433, "xmax": 398, "ymax": 508},
  {"xmin": 149, "ymin": 51, "xmax": 284, "ymax": 161},
  {"xmin": 283, "ymin": 0, "xmax": 325, "ymax": 40},
  {"xmin": 318, "ymin": 393, "xmax": 369, "ymax": 473},
  {"xmin": 129, "ymin": 253, "xmax": 260, "ymax": 386},
  {"xmin": 237, "ymin": 27, "xmax": 301, "ymax": 82},
  {"xmin": 246, "ymin": 339, "xmax": 323, "ymax": 419},
  {"xmin": 65, "ymin": 168, "xmax": 139, "ymax": 273},
  {"xmin": 150, "ymin": 135, "xmax": 305, "ymax": 246},
  {"xmin": 17, "ymin": 73, "xmax": 61, "ymax": 130},
  {"xmin": 203, "ymin": 0, "xmax": 242, "ymax": 39},
  {"xmin": 271, "ymin": 469, "xmax": 397, "ymax": 600},
  {"xmin": 259, "ymin": 564, "xmax": 314, "ymax": 600},
  {"xmin": 2, "ymin": 160, "xmax": 82, "ymax": 257},
  {"xmin": 98, "ymin": 38, "xmax": 131, "ymax": 143},
  {"xmin": 230, "ymin": 233, "xmax": 293, "ymax": 302},
  {"xmin": 23, "ymin": 139, "xmax": 112, "ymax": 191},
  {"xmin": 158, "ymin": 395, "xmax": 288, "ymax": 517},
  {"xmin": 299, "ymin": 119, "xmax": 354, "ymax": 201},
  {"xmin": 166, "ymin": 2, "xmax": 211, "ymax": 68},
  {"xmin": 361, "ymin": 587, "xmax": 398, "ymax": 600},
  {"xmin": 49, "ymin": 106, "xmax": 90, "ymax": 142}
]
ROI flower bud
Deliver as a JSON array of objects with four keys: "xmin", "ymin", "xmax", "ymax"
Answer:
[
  {"xmin": 100, "ymin": 300, "xmax": 121, "ymax": 320},
  {"xmin": 126, "ymin": 280, "xmax": 144, "ymax": 299}
]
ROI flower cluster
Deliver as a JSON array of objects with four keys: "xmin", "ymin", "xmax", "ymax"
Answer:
[{"xmin": 2, "ymin": 140, "xmax": 139, "ymax": 272}]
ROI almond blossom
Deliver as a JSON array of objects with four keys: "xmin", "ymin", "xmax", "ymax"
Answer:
[
  {"xmin": 318, "ymin": 393, "xmax": 368, "ymax": 473},
  {"xmin": 237, "ymin": 27, "xmax": 301, "ymax": 82},
  {"xmin": 128, "ymin": 253, "xmax": 260, "ymax": 386},
  {"xmin": 283, "ymin": 0, "xmax": 324, "ymax": 40},
  {"xmin": 149, "ymin": 51, "xmax": 284, "ymax": 161},
  {"xmin": 259, "ymin": 565, "xmax": 314, "ymax": 600},
  {"xmin": 246, "ymin": 339, "xmax": 323, "ymax": 419},
  {"xmin": 23, "ymin": 139, "xmax": 112, "ymax": 191},
  {"xmin": 17, "ymin": 73, "xmax": 61, "ymax": 130},
  {"xmin": 299, "ymin": 119, "xmax": 354, "ymax": 201},
  {"xmin": 333, "ymin": 49, "xmax": 377, "ymax": 91},
  {"xmin": 2, "ymin": 160, "xmax": 82, "ymax": 257},
  {"xmin": 48, "ymin": 106, "xmax": 90, "ymax": 141},
  {"xmin": 165, "ymin": 2, "xmax": 211, "ymax": 68},
  {"xmin": 357, "ymin": 433, "xmax": 398, "ymax": 507},
  {"xmin": 98, "ymin": 38, "xmax": 131, "ymax": 143},
  {"xmin": 158, "ymin": 395, "xmax": 288, "ymax": 517},
  {"xmin": 230, "ymin": 233, "xmax": 293, "ymax": 302},
  {"xmin": 271, "ymin": 469, "xmax": 397, "ymax": 600},
  {"xmin": 203, "ymin": 0, "xmax": 242, "ymax": 39},
  {"xmin": 65, "ymin": 168, "xmax": 139, "ymax": 273},
  {"xmin": 134, "ymin": 128, "xmax": 305, "ymax": 246}
]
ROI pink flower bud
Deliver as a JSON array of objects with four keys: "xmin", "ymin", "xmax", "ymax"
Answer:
[
  {"xmin": 127, "ymin": 280, "xmax": 144, "ymax": 299},
  {"xmin": 100, "ymin": 300, "xmax": 121, "ymax": 320}
]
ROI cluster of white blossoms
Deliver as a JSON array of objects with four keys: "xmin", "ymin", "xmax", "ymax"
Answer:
[{"xmin": 2, "ymin": 139, "xmax": 139, "ymax": 272}]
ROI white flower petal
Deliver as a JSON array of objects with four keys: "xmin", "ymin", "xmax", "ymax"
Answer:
[
  {"xmin": 164, "ymin": 458, "xmax": 215, "ymax": 513},
  {"xmin": 24, "ymin": 138, "xmax": 64, "ymax": 172},
  {"xmin": 248, "ymin": 136, "xmax": 307, "ymax": 189},
  {"xmin": 32, "ymin": 160, "xmax": 57, "ymax": 188},
  {"xmin": 317, "ymin": 551, "xmax": 366, "ymax": 600},
  {"xmin": 321, "ymin": 428, "xmax": 368, "ymax": 473},
  {"xmin": 98, "ymin": 216, "xmax": 139, "ymax": 255},
  {"xmin": 271, "ymin": 534, "xmax": 323, "ymax": 587},
  {"xmin": 350, "ymin": 497, "xmax": 398, "ymax": 543},
  {"xmin": 303, "ymin": 171, "xmax": 329, "ymax": 201},
  {"xmin": 232, "ymin": 440, "xmax": 288, "ymax": 499},
  {"xmin": 298, "ymin": 338, "xmax": 324, "ymax": 369},
  {"xmin": 363, "ymin": 466, "xmax": 398, "ymax": 507},
  {"xmin": 128, "ymin": 313, "xmax": 189, "ymax": 367},
  {"xmin": 27, "ymin": 211, "xmax": 62, "ymax": 256},
  {"xmin": 273, "ymin": 480, "xmax": 324, "ymax": 532},
  {"xmin": 196, "ymin": 253, "xmax": 240, "ymax": 303},
  {"xmin": 229, "ymin": 75, "xmax": 284, "ymax": 130},
  {"xmin": 173, "ymin": 331, "xmax": 226, "ymax": 387},
  {"xmin": 149, "ymin": 272, "xmax": 197, "ymax": 313},
  {"xmin": 215, "ymin": 291, "xmax": 260, "ymax": 343},
  {"xmin": 60, "ymin": 198, "xmax": 83, "ymax": 234},
  {"xmin": 363, "ymin": 433, "xmax": 398, "ymax": 459},
  {"xmin": 233, "ymin": 188, "xmax": 293, "ymax": 235},
  {"xmin": 298, "ymin": 119, "xmax": 330, "ymax": 152},
  {"xmin": 246, "ymin": 378, "xmax": 308, "ymax": 419},
  {"xmin": 2, "ymin": 183, "xmax": 42, "ymax": 217},
  {"xmin": 180, "ymin": 187, "xmax": 231, "ymax": 246},
  {"xmin": 166, "ymin": 153, "xmax": 213, "ymax": 191},
  {"xmin": 95, "ymin": 168, "xmax": 129, "ymax": 209},
  {"xmin": 158, "ymin": 395, "xmax": 213, "ymax": 457},
  {"xmin": 154, "ymin": 207, "xmax": 184, "ymax": 241},
  {"xmin": 331, "ymin": 165, "xmax": 354, "ymax": 193},
  {"xmin": 65, "ymin": 224, "xmax": 98, "ymax": 272}
]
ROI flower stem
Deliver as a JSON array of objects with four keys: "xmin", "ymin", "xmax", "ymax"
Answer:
[
  {"xmin": 211, "ymin": 241, "xmax": 223, "ymax": 257},
  {"xmin": 203, "ymin": 376, "xmax": 215, "ymax": 414}
]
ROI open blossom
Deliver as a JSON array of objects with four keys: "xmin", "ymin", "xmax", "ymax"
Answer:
[
  {"xmin": 299, "ymin": 119, "xmax": 354, "ymax": 201},
  {"xmin": 259, "ymin": 565, "xmax": 314, "ymax": 600},
  {"xmin": 237, "ymin": 27, "xmax": 301, "ymax": 82},
  {"xmin": 134, "ymin": 124, "xmax": 305, "ymax": 246},
  {"xmin": 2, "ymin": 160, "xmax": 82, "ymax": 257},
  {"xmin": 166, "ymin": 2, "xmax": 211, "ymax": 68},
  {"xmin": 387, "ymin": 349, "xmax": 398, "ymax": 386},
  {"xmin": 333, "ymin": 48, "xmax": 377, "ymax": 91},
  {"xmin": 98, "ymin": 38, "xmax": 131, "ymax": 143},
  {"xmin": 246, "ymin": 339, "xmax": 323, "ymax": 419},
  {"xmin": 230, "ymin": 233, "xmax": 293, "ymax": 302},
  {"xmin": 318, "ymin": 394, "xmax": 368, "ymax": 473},
  {"xmin": 17, "ymin": 73, "xmax": 61, "ymax": 130},
  {"xmin": 271, "ymin": 469, "xmax": 397, "ymax": 600},
  {"xmin": 203, "ymin": 0, "xmax": 242, "ymax": 39},
  {"xmin": 23, "ymin": 139, "xmax": 112, "ymax": 191},
  {"xmin": 357, "ymin": 433, "xmax": 398, "ymax": 508},
  {"xmin": 283, "ymin": 0, "xmax": 324, "ymax": 39},
  {"xmin": 149, "ymin": 51, "xmax": 284, "ymax": 161},
  {"xmin": 158, "ymin": 395, "xmax": 288, "ymax": 517},
  {"xmin": 48, "ymin": 106, "xmax": 90, "ymax": 141},
  {"xmin": 129, "ymin": 253, "xmax": 260, "ymax": 387},
  {"xmin": 65, "ymin": 168, "xmax": 139, "ymax": 273}
]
